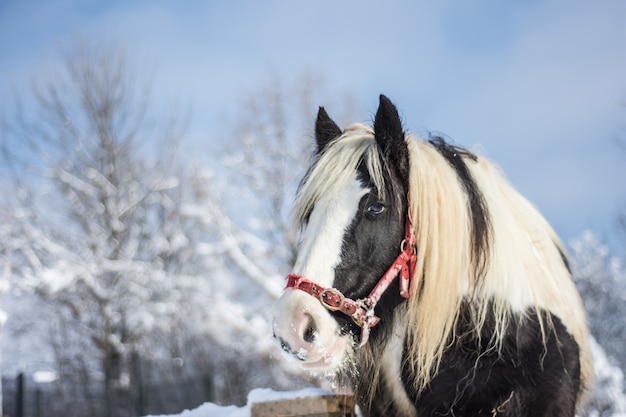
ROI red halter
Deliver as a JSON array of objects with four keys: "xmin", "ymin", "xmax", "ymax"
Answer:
[{"xmin": 284, "ymin": 215, "xmax": 417, "ymax": 347}]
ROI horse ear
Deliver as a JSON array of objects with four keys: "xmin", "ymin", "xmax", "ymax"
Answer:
[
  {"xmin": 315, "ymin": 106, "xmax": 342, "ymax": 153},
  {"xmin": 374, "ymin": 95, "xmax": 409, "ymax": 179}
]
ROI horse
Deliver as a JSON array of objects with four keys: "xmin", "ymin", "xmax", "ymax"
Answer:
[{"xmin": 272, "ymin": 95, "xmax": 592, "ymax": 417}]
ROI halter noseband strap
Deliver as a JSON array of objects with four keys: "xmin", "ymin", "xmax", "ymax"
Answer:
[{"xmin": 284, "ymin": 215, "xmax": 417, "ymax": 347}]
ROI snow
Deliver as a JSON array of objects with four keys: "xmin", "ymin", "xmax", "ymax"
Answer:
[
  {"xmin": 246, "ymin": 387, "xmax": 332, "ymax": 403},
  {"xmin": 588, "ymin": 337, "xmax": 626, "ymax": 416},
  {"xmin": 146, "ymin": 403, "xmax": 244, "ymax": 417},
  {"xmin": 143, "ymin": 388, "xmax": 334, "ymax": 417},
  {"xmin": 32, "ymin": 370, "xmax": 57, "ymax": 384}
]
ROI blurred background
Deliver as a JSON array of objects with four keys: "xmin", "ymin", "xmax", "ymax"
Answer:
[{"xmin": 1, "ymin": 1, "xmax": 625, "ymax": 416}]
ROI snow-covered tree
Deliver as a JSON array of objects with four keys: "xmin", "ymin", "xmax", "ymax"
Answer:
[
  {"xmin": 571, "ymin": 231, "xmax": 626, "ymax": 372},
  {"xmin": 570, "ymin": 231, "xmax": 626, "ymax": 416},
  {"xmin": 585, "ymin": 337, "xmax": 626, "ymax": 417},
  {"xmin": 0, "ymin": 41, "xmax": 209, "ymax": 417},
  {"xmin": 219, "ymin": 74, "xmax": 356, "ymax": 271},
  {"xmin": 0, "ymin": 45, "xmax": 322, "ymax": 415},
  {"xmin": 0, "ymin": 209, "xmax": 9, "ymax": 417}
]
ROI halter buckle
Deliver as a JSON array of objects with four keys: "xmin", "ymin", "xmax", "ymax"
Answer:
[{"xmin": 319, "ymin": 288, "xmax": 345, "ymax": 311}]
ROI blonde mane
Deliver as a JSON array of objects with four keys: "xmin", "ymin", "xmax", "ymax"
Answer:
[
  {"xmin": 404, "ymin": 136, "xmax": 592, "ymax": 395},
  {"xmin": 295, "ymin": 124, "xmax": 386, "ymax": 226}
]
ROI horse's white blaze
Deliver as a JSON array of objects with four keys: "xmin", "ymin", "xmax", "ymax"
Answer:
[
  {"xmin": 273, "ymin": 173, "xmax": 368, "ymax": 370},
  {"xmin": 292, "ymin": 174, "xmax": 369, "ymax": 286}
]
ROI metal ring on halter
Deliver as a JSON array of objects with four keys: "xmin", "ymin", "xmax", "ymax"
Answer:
[{"xmin": 400, "ymin": 239, "xmax": 416, "ymax": 254}]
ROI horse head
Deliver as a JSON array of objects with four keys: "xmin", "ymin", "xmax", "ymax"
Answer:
[{"xmin": 272, "ymin": 95, "xmax": 411, "ymax": 371}]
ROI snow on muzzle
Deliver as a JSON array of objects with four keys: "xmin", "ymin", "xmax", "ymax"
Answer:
[{"xmin": 272, "ymin": 288, "xmax": 349, "ymax": 371}]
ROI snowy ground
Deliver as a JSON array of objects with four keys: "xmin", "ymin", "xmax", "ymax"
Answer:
[{"xmin": 143, "ymin": 387, "xmax": 339, "ymax": 417}]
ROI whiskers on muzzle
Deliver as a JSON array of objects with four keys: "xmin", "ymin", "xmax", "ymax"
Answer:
[{"xmin": 274, "ymin": 332, "xmax": 309, "ymax": 361}]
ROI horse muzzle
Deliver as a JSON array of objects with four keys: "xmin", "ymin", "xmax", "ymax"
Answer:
[{"xmin": 272, "ymin": 288, "xmax": 349, "ymax": 371}]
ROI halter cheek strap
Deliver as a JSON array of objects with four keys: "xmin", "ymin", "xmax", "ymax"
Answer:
[{"xmin": 284, "ymin": 216, "xmax": 417, "ymax": 347}]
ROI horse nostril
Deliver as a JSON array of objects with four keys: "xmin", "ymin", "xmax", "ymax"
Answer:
[{"xmin": 303, "ymin": 316, "xmax": 317, "ymax": 344}]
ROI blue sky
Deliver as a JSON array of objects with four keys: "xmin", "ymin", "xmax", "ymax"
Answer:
[{"xmin": 1, "ymin": 0, "xmax": 625, "ymax": 248}]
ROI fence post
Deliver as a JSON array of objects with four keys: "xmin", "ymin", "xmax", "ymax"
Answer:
[
  {"xmin": 132, "ymin": 350, "xmax": 145, "ymax": 416},
  {"xmin": 203, "ymin": 373, "xmax": 214, "ymax": 403},
  {"xmin": 16, "ymin": 372, "xmax": 24, "ymax": 417},
  {"xmin": 35, "ymin": 388, "xmax": 42, "ymax": 417}
]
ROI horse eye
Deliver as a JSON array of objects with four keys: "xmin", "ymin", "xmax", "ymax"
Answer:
[{"xmin": 366, "ymin": 202, "xmax": 386, "ymax": 215}]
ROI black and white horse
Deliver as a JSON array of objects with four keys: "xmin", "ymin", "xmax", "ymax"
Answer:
[{"xmin": 273, "ymin": 95, "xmax": 592, "ymax": 417}]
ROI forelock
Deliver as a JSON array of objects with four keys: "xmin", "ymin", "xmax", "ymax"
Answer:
[{"xmin": 294, "ymin": 124, "xmax": 386, "ymax": 226}]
